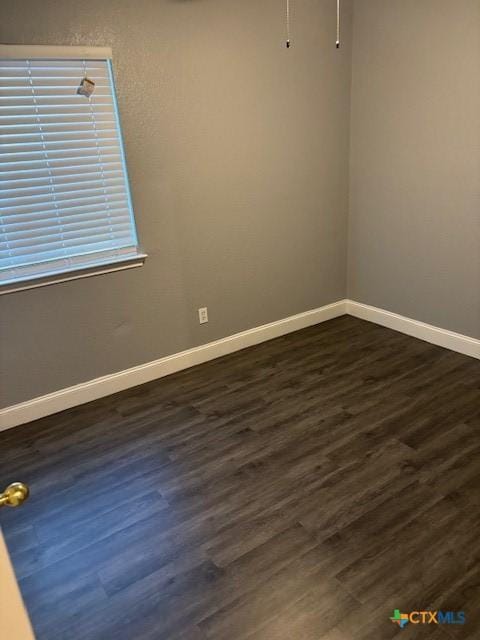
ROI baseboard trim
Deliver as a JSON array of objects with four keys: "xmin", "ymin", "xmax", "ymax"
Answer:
[
  {"xmin": 2, "ymin": 298, "xmax": 478, "ymax": 431},
  {"xmin": 347, "ymin": 300, "xmax": 480, "ymax": 360},
  {"xmin": 0, "ymin": 300, "xmax": 347, "ymax": 431}
]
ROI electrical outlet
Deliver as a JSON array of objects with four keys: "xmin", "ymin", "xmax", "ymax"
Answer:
[{"xmin": 198, "ymin": 307, "xmax": 208, "ymax": 324}]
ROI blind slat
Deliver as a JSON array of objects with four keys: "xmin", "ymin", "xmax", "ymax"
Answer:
[
  {"xmin": 0, "ymin": 175, "xmax": 124, "ymax": 196},
  {"xmin": 0, "ymin": 170, "xmax": 124, "ymax": 189},
  {"xmin": 0, "ymin": 204, "xmax": 132, "ymax": 231},
  {"xmin": 2, "ymin": 193, "xmax": 129, "ymax": 218},
  {"xmin": 2, "ymin": 214, "xmax": 132, "ymax": 239},
  {"xmin": 1, "ymin": 225, "xmax": 132, "ymax": 256},
  {"xmin": 1, "ymin": 236, "xmax": 134, "ymax": 267},
  {"xmin": 0, "ymin": 247, "xmax": 139, "ymax": 286},
  {"xmin": 0, "ymin": 147, "xmax": 121, "ymax": 162},
  {"xmin": 1, "ymin": 185, "xmax": 127, "ymax": 208},
  {"xmin": 0, "ymin": 127, "xmax": 117, "ymax": 140},
  {"xmin": 0, "ymin": 153, "xmax": 123, "ymax": 171},
  {"xmin": 0, "ymin": 162, "xmax": 123, "ymax": 181}
]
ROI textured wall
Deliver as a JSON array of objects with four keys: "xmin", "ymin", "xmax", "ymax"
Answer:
[
  {"xmin": 0, "ymin": 0, "xmax": 353, "ymax": 406},
  {"xmin": 348, "ymin": 0, "xmax": 480, "ymax": 338}
]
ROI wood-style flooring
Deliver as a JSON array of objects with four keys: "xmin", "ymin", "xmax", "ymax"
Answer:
[{"xmin": 0, "ymin": 315, "xmax": 479, "ymax": 640}]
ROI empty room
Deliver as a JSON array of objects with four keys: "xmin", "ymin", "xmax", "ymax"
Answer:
[{"xmin": 0, "ymin": 0, "xmax": 479, "ymax": 638}]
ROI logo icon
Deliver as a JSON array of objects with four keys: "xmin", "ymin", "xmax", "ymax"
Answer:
[{"xmin": 391, "ymin": 610, "xmax": 409, "ymax": 629}]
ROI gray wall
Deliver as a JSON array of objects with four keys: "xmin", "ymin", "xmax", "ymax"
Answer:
[
  {"xmin": 0, "ymin": 0, "xmax": 353, "ymax": 407},
  {"xmin": 348, "ymin": 0, "xmax": 480, "ymax": 338}
]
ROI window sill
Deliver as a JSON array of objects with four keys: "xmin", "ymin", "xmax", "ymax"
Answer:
[{"xmin": 0, "ymin": 254, "xmax": 147, "ymax": 295}]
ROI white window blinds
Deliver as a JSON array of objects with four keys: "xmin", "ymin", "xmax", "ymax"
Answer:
[{"xmin": 0, "ymin": 47, "xmax": 144, "ymax": 291}]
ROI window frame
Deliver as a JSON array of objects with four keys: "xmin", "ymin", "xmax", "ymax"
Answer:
[{"xmin": 0, "ymin": 44, "xmax": 146, "ymax": 295}]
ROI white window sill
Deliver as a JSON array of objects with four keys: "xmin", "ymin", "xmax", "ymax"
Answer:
[{"xmin": 0, "ymin": 254, "xmax": 147, "ymax": 295}]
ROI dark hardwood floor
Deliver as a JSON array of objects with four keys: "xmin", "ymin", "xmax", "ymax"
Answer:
[{"xmin": 1, "ymin": 315, "xmax": 479, "ymax": 640}]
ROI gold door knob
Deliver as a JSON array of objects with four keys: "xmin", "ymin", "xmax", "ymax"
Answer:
[{"xmin": 0, "ymin": 483, "xmax": 30, "ymax": 508}]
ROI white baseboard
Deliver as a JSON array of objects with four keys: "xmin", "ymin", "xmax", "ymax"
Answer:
[
  {"xmin": 347, "ymin": 300, "xmax": 480, "ymax": 360},
  {"xmin": 2, "ymin": 298, "xmax": 478, "ymax": 432},
  {"xmin": 0, "ymin": 300, "xmax": 347, "ymax": 432}
]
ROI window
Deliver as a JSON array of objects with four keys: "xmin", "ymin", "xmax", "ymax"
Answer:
[{"xmin": 0, "ymin": 45, "xmax": 145, "ymax": 293}]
